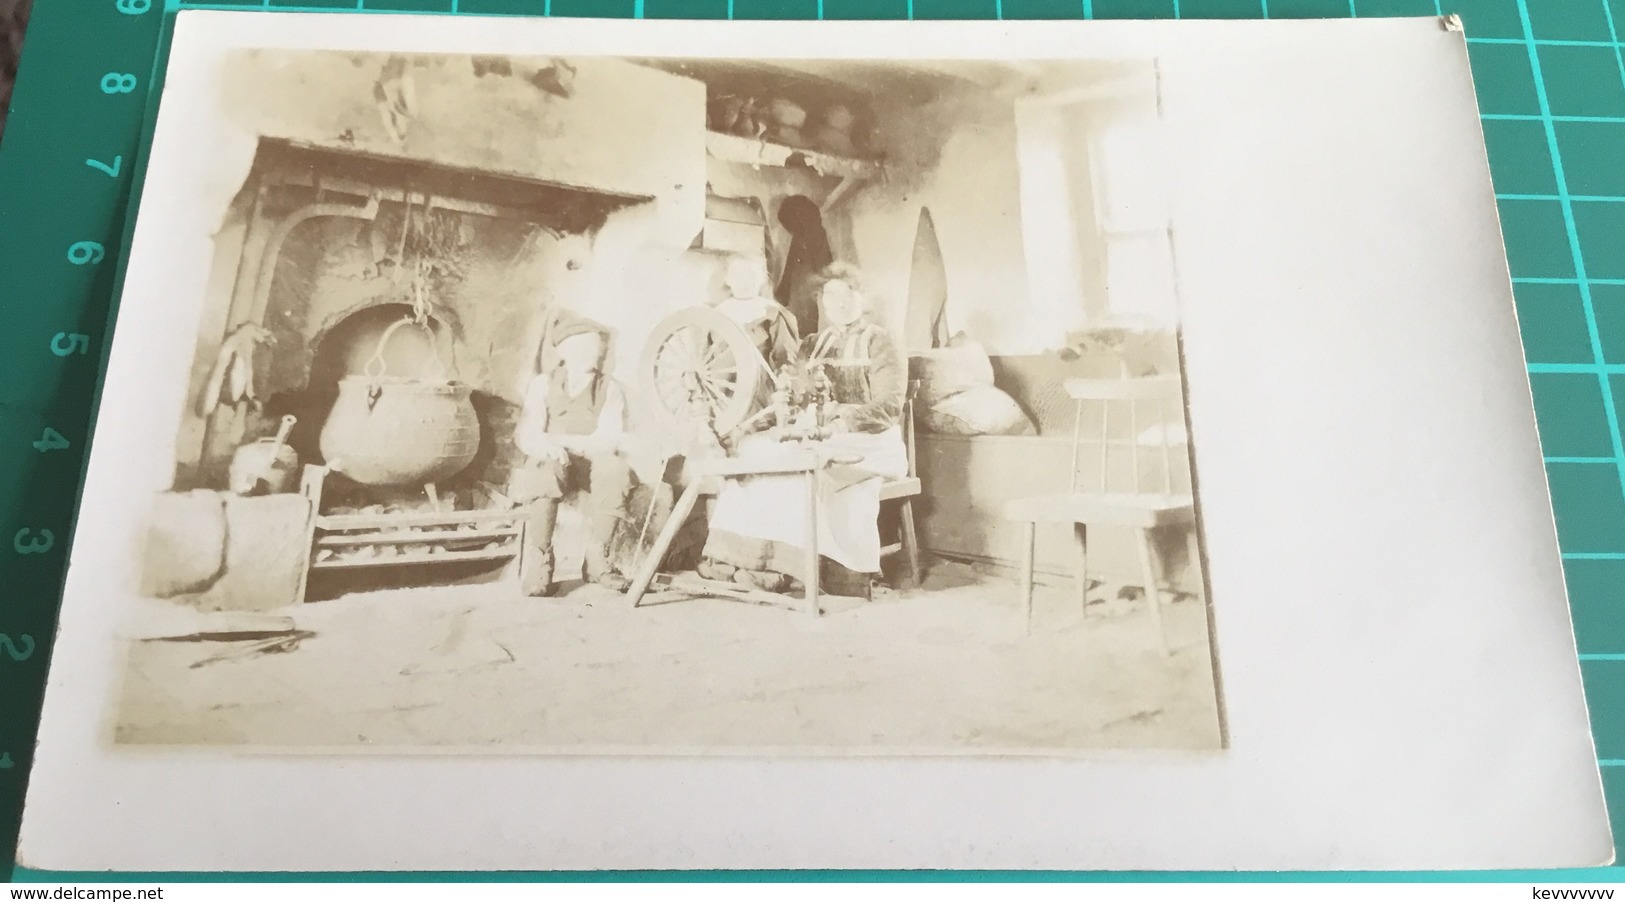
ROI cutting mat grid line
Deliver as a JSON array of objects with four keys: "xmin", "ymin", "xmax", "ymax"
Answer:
[{"xmin": 2, "ymin": 0, "xmax": 1625, "ymax": 880}]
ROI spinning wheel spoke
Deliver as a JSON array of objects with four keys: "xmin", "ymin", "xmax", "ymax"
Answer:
[
  {"xmin": 706, "ymin": 345, "xmax": 738, "ymax": 370},
  {"xmin": 696, "ymin": 367, "xmax": 736, "ymax": 393},
  {"xmin": 654, "ymin": 355, "xmax": 700, "ymax": 408},
  {"xmin": 655, "ymin": 377, "xmax": 686, "ymax": 411},
  {"xmin": 653, "ymin": 342, "xmax": 686, "ymax": 374},
  {"xmin": 669, "ymin": 329, "xmax": 704, "ymax": 364},
  {"xmin": 705, "ymin": 367, "xmax": 744, "ymax": 388},
  {"xmin": 696, "ymin": 379, "xmax": 731, "ymax": 407}
]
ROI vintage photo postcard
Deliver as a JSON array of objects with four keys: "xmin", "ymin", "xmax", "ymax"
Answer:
[
  {"xmin": 17, "ymin": 11, "xmax": 1613, "ymax": 873},
  {"xmin": 114, "ymin": 32, "xmax": 1221, "ymax": 754}
]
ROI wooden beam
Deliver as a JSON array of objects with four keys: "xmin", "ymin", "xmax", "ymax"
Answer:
[
  {"xmin": 820, "ymin": 174, "xmax": 867, "ymax": 215},
  {"xmin": 264, "ymin": 171, "xmax": 548, "ymax": 225}
]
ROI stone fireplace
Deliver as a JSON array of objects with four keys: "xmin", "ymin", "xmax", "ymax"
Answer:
[
  {"xmin": 187, "ymin": 137, "xmax": 649, "ymax": 505},
  {"xmin": 152, "ymin": 50, "xmax": 711, "ymax": 606},
  {"xmin": 171, "ymin": 138, "xmax": 676, "ymax": 598}
]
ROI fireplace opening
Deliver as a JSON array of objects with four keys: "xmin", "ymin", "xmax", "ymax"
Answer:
[
  {"xmin": 194, "ymin": 136, "xmax": 671, "ymax": 601},
  {"xmin": 264, "ymin": 301, "xmax": 506, "ymax": 517},
  {"xmin": 266, "ymin": 301, "xmax": 524, "ymax": 601}
]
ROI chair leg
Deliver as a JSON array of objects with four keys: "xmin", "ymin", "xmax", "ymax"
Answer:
[
  {"xmin": 1134, "ymin": 527, "xmax": 1170, "ymax": 655},
  {"xmin": 1073, "ymin": 523, "xmax": 1089, "ymax": 617},
  {"xmin": 899, "ymin": 498, "xmax": 922, "ymax": 588},
  {"xmin": 1020, "ymin": 519, "xmax": 1036, "ymax": 634}
]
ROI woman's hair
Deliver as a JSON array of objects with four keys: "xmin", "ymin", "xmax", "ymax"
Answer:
[{"xmin": 808, "ymin": 262, "xmax": 864, "ymax": 303}]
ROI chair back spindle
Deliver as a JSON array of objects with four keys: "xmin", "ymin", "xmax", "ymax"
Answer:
[
  {"xmin": 1062, "ymin": 373, "xmax": 1186, "ymax": 499},
  {"xmin": 1128, "ymin": 391, "xmax": 1141, "ymax": 496},
  {"xmin": 1098, "ymin": 397, "xmax": 1110, "ymax": 494}
]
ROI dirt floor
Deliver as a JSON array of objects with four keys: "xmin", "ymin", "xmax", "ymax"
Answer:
[{"xmin": 114, "ymin": 560, "xmax": 1226, "ymax": 752}]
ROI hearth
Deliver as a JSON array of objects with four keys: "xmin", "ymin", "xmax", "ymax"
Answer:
[{"xmin": 193, "ymin": 137, "xmax": 651, "ymax": 599}]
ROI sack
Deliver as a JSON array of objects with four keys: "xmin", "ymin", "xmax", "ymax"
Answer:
[
  {"xmin": 140, "ymin": 490, "xmax": 228, "ymax": 598},
  {"xmin": 922, "ymin": 385, "xmax": 1036, "ymax": 436},
  {"xmin": 911, "ymin": 338, "xmax": 995, "ymax": 407}
]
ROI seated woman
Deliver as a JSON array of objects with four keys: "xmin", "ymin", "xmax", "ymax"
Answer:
[{"xmin": 697, "ymin": 263, "xmax": 909, "ymax": 594}]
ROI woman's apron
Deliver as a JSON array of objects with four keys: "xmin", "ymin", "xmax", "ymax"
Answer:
[{"xmin": 705, "ymin": 426, "xmax": 908, "ymax": 575}]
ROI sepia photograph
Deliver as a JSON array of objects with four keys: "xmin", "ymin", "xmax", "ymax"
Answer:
[
  {"xmin": 115, "ymin": 42, "xmax": 1223, "ymax": 752},
  {"xmin": 21, "ymin": 11, "xmax": 1617, "ymax": 874}
]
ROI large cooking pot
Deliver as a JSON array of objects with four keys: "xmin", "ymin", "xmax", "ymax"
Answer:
[{"xmin": 318, "ymin": 317, "xmax": 480, "ymax": 487}]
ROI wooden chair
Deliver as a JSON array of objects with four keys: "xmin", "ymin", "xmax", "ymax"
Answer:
[
  {"xmin": 1001, "ymin": 374, "xmax": 1195, "ymax": 650},
  {"xmin": 878, "ymin": 386, "xmax": 924, "ymax": 587}
]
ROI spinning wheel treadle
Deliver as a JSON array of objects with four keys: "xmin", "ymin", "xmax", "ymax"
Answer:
[{"xmin": 638, "ymin": 306, "xmax": 763, "ymax": 438}]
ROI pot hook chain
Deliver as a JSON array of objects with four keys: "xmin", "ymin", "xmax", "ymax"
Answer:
[
  {"xmin": 364, "ymin": 316, "xmax": 451, "ymax": 385},
  {"xmin": 409, "ymin": 194, "xmax": 437, "ymax": 327}
]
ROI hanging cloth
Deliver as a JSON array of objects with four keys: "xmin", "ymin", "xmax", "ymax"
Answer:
[{"xmin": 774, "ymin": 195, "xmax": 834, "ymax": 337}]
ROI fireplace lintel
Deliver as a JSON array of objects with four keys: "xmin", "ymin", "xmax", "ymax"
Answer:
[{"xmin": 256, "ymin": 137, "xmax": 654, "ymax": 235}]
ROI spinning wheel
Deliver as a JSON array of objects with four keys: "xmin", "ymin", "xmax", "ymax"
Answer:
[{"xmin": 638, "ymin": 306, "xmax": 765, "ymax": 437}]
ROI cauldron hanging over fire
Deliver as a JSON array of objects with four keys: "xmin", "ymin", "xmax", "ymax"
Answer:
[{"xmin": 319, "ymin": 315, "xmax": 480, "ymax": 487}]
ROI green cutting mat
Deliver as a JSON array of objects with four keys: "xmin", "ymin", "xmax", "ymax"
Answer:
[{"xmin": 1, "ymin": 0, "xmax": 1622, "ymax": 882}]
